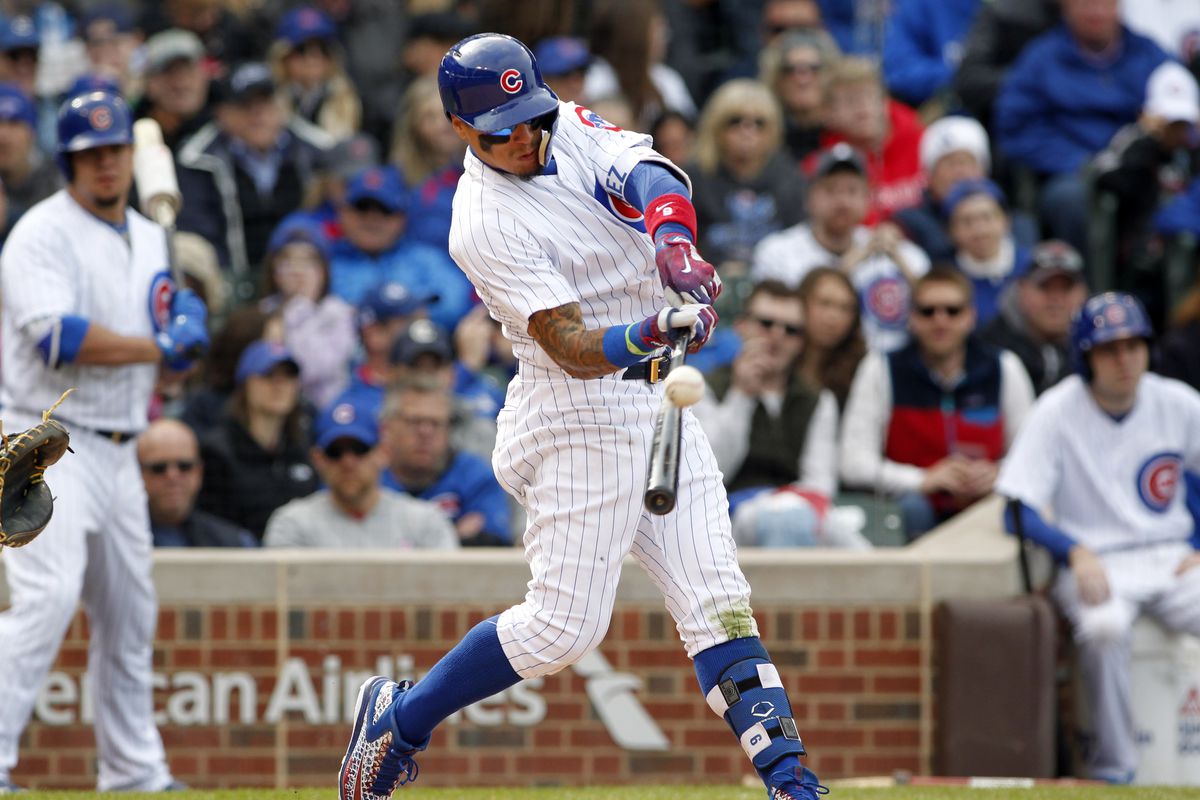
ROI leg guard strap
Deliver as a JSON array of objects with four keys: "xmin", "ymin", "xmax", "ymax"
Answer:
[{"xmin": 704, "ymin": 657, "xmax": 806, "ymax": 770}]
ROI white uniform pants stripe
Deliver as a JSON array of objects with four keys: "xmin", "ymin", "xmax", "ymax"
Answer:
[
  {"xmin": 0, "ymin": 413, "xmax": 169, "ymax": 790},
  {"xmin": 493, "ymin": 376, "xmax": 757, "ymax": 679}
]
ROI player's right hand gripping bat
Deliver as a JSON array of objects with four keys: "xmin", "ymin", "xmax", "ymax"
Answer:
[{"xmin": 644, "ymin": 329, "xmax": 693, "ymax": 515}]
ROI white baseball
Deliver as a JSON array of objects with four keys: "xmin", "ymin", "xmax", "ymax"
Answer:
[{"xmin": 664, "ymin": 364, "xmax": 705, "ymax": 408}]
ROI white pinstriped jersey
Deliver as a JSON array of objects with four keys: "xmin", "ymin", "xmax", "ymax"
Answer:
[
  {"xmin": 996, "ymin": 373, "xmax": 1200, "ymax": 552},
  {"xmin": 448, "ymin": 101, "xmax": 689, "ymax": 378},
  {"xmin": 1, "ymin": 190, "xmax": 169, "ymax": 430}
]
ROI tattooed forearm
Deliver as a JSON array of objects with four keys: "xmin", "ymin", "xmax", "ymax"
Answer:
[{"xmin": 527, "ymin": 303, "xmax": 620, "ymax": 379}]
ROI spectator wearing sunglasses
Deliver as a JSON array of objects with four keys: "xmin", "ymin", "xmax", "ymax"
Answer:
[
  {"xmin": 693, "ymin": 280, "xmax": 853, "ymax": 546},
  {"xmin": 263, "ymin": 399, "xmax": 457, "ymax": 550},
  {"xmin": 329, "ymin": 164, "xmax": 474, "ymax": 330},
  {"xmin": 268, "ymin": 7, "xmax": 361, "ymax": 140},
  {"xmin": 139, "ymin": 419, "xmax": 257, "ymax": 548},
  {"xmin": 753, "ymin": 144, "xmax": 930, "ymax": 352},
  {"xmin": 196, "ymin": 340, "xmax": 319, "ymax": 540},
  {"xmin": 840, "ymin": 268, "xmax": 1034, "ymax": 540},
  {"xmin": 759, "ymin": 28, "xmax": 841, "ymax": 164}
]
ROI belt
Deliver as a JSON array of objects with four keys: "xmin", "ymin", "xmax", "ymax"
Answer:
[
  {"xmin": 91, "ymin": 428, "xmax": 140, "ymax": 444},
  {"xmin": 622, "ymin": 354, "xmax": 672, "ymax": 384}
]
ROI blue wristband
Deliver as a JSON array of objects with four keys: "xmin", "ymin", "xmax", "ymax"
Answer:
[{"xmin": 602, "ymin": 323, "xmax": 653, "ymax": 368}]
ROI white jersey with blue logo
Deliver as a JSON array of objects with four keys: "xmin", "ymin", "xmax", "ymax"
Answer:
[
  {"xmin": 1, "ymin": 189, "xmax": 169, "ymax": 430},
  {"xmin": 448, "ymin": 101, "xmax": 688, "ymax": 378},
  {"xmin": 996, "ymin": 373, "xmax": 1200, "ymax": 553}
]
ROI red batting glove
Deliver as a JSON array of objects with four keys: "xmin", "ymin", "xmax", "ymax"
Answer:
[{"xmin": 655, "ymin": 234, "xmax": 723, "ymax": 306}]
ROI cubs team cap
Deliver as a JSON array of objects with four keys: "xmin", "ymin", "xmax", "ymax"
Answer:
[
  {"xmin": 235, "ymin": 340, "xmax": 300, "ymax": 385},
  {"xmin": 266, "ymin": 213, "xmax": 331, "ymax": 263},
  {"xmin": 317, "ymin": 133, "xmax": 380, "ymax": 180},
  {"xmin": 0, "ymin": 16, "xmax": 38, "ymax": 53},
  {"xmin": 215, "ymin": 62, "xmax": 275, "ymax": 105},
  {"xmin": 358, "ymin": 281, "xmax": 438, "ymax": 327},
  {"xmin": 0, "ymin": 83, "xmax": 36, "ymax": 128},
  {"xmin": 805, "ymin": 143, "xmax": 867, "ymax": 181},
  {"xmin": 315, "ymin": 400, "xmax": 379, "ymax": 450},
  {"xmin": 276, "ymin": 7, "xmax": 338, "ymax": 48},
  {"xmin": 144, "ymin": 29, "xmax": 205, "ymax": 75},
  {"xmin": 941, "ymin": 177, "xmax": 1007, "ymax": 220},
  {"xmin": 345, "ymin": 165, "xmax": 409, "ymax": 214},
  {"xmin": 1024, "ymin": 240, "xmax": 1085, "ymax": 285},
  {"xmin": 390, "ymin": 319, "xmax": 453, "ymax": 365},
  {"xmin": 533, "ymin": 37, "xmax": 590, "ymax": 77},
  {"xmin": 1144, "ymin": 61, "xmax": 1200, "ymax": 125}
]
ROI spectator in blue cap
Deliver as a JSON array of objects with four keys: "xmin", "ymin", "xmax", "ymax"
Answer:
[
  {"xmin": 0, "ymin": 82, "xmax": 58, "ymax": 240},
  {"xmin": 197, "ymin": 339, "xmax": 318, "ymax": 540},
  {"xmin": 329, "ymin": 164, "xmax": 475, "ymax": 329},
  {"xmin": 260, "ymin": 213, "xmax": 356, "ymax": 408},
  {"xmin": 346, "ymin": 280, "xmax": 437, "ymax": 400},
  {"xmin": 269, "ymin": 6, "xmax": 361, "ymax": 139},
  {"xmin": 943, "ymin": 178, "xmax": 1029, "ymax": 324},
  {"xmin": 0, "ymin": 16, "xmax": 39, "ymax": 98},
  {"xmin": 80, "ymin": 5, "xmax": 137, "ymax": 96},
  {"xmin": 175, "ymin": 60, "xmax": 333, "ymax": 295},
  {"xmin": 533, "ymin": 36, "xmax": 591, "ymax": 103},
  {"xmin": 134, "ymin": 29, "xmax": 212, "ymax": 154},
  {"xmin": 263, "ymin": 398, "xmax": 458, "ymax": 550}
]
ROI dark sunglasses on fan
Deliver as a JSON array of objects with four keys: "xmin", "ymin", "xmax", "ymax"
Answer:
[
  {"xmin": 141, "ymin": 460, "xmax": 197, "ymax": 475},
  {"xmin": 913, "ymin": 303, "xmax": 966, "ymax": 319},
  {"xmin": 751, "ymin": 315, "xmax": 804, "ymax": 336},
  {"xmin": 324, "ymin": 439, "xmax": 372, "ymax": 460}
]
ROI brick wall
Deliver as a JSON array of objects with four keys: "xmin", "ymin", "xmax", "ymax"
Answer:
[{"xmin": 11, "ymin": 602, "xmax": 926, "ymax": 789}]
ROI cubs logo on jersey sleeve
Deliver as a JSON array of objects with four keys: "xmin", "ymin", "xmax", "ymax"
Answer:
[
  {"xmin": 1136, "ymin": 451, "xmax": 1182, "ymax": 513},
  {"xmin": 575, "ymin": 105, "xmax": 622, "ymax": 131},
  {"xmin": 593, "ymin": 179, "xmax": 646, "ymax": 231},
  {"xmin": 147, "ymin": 270, "xmax": 175, "ymax": 333}
]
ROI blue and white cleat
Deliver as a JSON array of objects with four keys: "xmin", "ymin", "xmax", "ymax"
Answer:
[
  {"xmin": 768, "ymin": 765, "xmax": 830, "ymax": 799},
  {"xmin": 339, "ymin": 676, "xmax": 427, "ymax": 800}
]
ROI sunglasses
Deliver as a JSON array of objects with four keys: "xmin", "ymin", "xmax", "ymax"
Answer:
[
  {"xmin": 351, "ymin": 199, "xmax": 398, "ymax": 215},
  {"xmin": 752, "ymin": 315, "xmax": 804, "ymax": 336},
  {"xmin": 478, "ymin": 108, "xmax": 559, "ymax": 147},
  {"xmin": 324, "ymin": 439, "xmax": 372, "ymax": 460},
  {"xmin": 141, "ymin": 459, "xmax": 197, "ymax": 476},
  {"xmin": 914, "ymin": 304, "xmax": 966, "ymax": 319},
  {"xmin": 726, "ymin": 115, "xmax": 768, "ymax": 130},
  {"xmin": 783, "ymin": 62, "xmax": 822, "ymax": 76}
]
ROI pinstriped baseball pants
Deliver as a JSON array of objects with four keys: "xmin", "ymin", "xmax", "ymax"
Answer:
[
  {"xmin": 492, "ymin": 373, "xmax": 758, "ymax": 679},
  {"xmin": 0, "ymin": 411, "xmax": 170, "ymax": 790}
]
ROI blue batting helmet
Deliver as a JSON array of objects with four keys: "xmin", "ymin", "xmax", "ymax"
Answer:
[
  {"xmin": 438, "ymin": 33, "xmax": 559, "ymax": 134},
  {"xmin": 1071, "ymin": 292, "xmax": 1153, "ymax": 379},
  {"xmin": 55, "ymin": 90, "xmax": 133, "ymax": 178}
]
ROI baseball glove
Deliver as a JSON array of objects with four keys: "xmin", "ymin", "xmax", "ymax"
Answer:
[{"xmin": 0, "ymin": 392, "xmax": 73, "ymax": 549}]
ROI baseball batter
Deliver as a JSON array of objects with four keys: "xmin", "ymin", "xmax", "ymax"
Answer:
[
  {"xmin": 0, "ymin": 91, "xmax": 208, "ymax": 792},
  {"xmin": 997, "ymin": 292, "xmax": 1200, "ymax": 783},
  {"xmin": 339, "ymin": 35, "xmax": 826, "ymax": 800}
]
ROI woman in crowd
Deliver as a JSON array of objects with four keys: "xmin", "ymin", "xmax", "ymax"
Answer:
[
  {"xmin": 943, "ymin": 178, "xmax": 1029, "ymax": 324},
  {"xmin": 258, "ymin": 215, "xmax": 356, "ymax": 409},
  {"xmin": 197, "ymin": 340, "xmax": 318, "ymax": 540},
  {"xmin": 389, "ymin": 76, "xmax": 466, "ymax": 250},
  {"xmin": 269, "ymin": 7, "xmax": 361, "ymax": 139},
  {"xmin": 760, "ymin": 28, "xmax": 840, "ymax": 163},
  {"xmin": 796, "ymin": 267, "xmax": 867, "ymax": 409},
  {"xmin": 688, "ymin": 78, "xmax": 806, "ymax": 274}
]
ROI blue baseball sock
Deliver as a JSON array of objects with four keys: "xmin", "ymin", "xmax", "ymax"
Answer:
[
  {"xmin": 393, "ymin": 616, "xmax": 521, "ymax": 745},
  {"xmin": 694, "ymin": 637, "xmax": 807, "ymax": 785}
]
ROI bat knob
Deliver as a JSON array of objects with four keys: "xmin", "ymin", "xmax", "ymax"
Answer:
[{"xmin": 644, "ymin": 490, "xmax": 675, "ymax": 515}]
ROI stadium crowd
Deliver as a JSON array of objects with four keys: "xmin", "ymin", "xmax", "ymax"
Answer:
[{"xmin": 0, "ymin": 0, "xmax": 1197, "ymax": 550}]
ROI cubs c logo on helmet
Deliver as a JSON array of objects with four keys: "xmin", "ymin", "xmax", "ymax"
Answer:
[
  {"xmin": 1136, "ymin": 451, "xmax": 1182, "ymax": 513},
  {"xmin": 89, "ymin": 106, "xmax": 113, "ymax": 130},
  {"xmin": 500, "ymin": 69, "xmax": 524, "ymax": 94}
]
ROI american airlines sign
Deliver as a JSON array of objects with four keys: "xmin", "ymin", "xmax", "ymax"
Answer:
[{"xmin": 32, "ymin": 650, "xmax": 668, "ymax": 751}]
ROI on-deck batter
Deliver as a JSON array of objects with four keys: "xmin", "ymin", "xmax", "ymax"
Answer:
[
  {"xmin": 338, "ymin": 34, "xmax": 827, "ymax": 800},
  {"xmin": 0, "ymin": 91, "xmax": 208, "ymax": 792},
  {"xmin": 998, "ymin": 292, "xmax": 1200, "ymax": 783}
]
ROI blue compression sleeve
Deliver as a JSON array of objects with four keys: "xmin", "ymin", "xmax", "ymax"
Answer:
[
  {"xmin": 1005, "ymin": 500, "xmax": 1078, "ymax": 564},
  {"xmin": 623, "ymin": 161, "xmax": 689, "ymax": 210},
  {"xmin": 36, "ymin": 315, "xmax": 89, "ymax": 367}
]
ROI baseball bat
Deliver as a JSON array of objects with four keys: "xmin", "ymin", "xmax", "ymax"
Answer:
[
  {"xmin": 643, "ymin": 329, "xmax": 693, "ymax": 515},
  {"xmin": 133, "ymin": 118, "xmax": 204, "ymax": 359}
]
